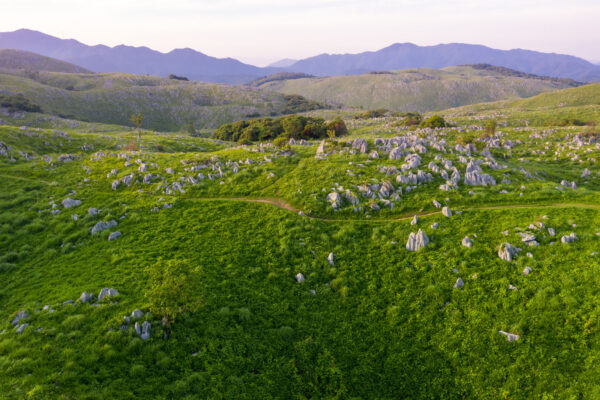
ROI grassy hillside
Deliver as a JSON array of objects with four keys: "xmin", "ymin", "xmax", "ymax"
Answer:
[
  {"xmin": 254, "ymin": 66, "xmax": 581, "ymax": 112},
  {"xmin": 0, "ymin": 49, "xmax": 91, "ymax": 73},
  {"xmin": 0, "ymin": 71, "xmax": 324, "ymax": 131},
  {"xmin": 440, "ymin": 83, "xmax": 600, "ymax": 126},
  {"xmin": 3, "ymin": 111, "xmax": 600, "ymax": 398}
]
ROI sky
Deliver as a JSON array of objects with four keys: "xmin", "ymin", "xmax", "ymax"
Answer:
[{"xmin": 1, "ymin": 0, "xmax": 599, "ymax": 66}]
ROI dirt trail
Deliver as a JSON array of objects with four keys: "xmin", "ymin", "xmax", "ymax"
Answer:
[
  {"xmin": 189, "ymin": 197, "xmax": 600, "ymax": 222},
  {"xmin": 3, "ymin": 173, "xmax": 598, "ymax": 221}
]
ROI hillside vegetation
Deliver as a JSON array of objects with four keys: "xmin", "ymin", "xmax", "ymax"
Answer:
[
  {"xmin": 441, "ymin": 83, "xmax": 600, "ymax": 126},
  {"xmin": 3, "ymin": 102, "xmax": 600, "ymax": 397},
  {"xmin": 254, "ymin": 66, "xmax": 581, "ymax": 112},
  {"xmin": 0, "ymin": 49, "xmax": 91, "ymax": 73},
  {"xmin": 0, "ymin": 71, "xmax": 324, "ymax": 131}
]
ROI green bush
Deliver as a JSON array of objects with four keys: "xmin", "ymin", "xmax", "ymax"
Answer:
[{"xmin": 418, "ymin": 115, "xmax": 447, "ymax": 128}]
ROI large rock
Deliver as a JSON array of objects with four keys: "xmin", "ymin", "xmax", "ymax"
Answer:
[
  {"xmin": 140, "ymin": 321, "xmax": 151, "ymax": 340},
  {"xmin": 91, "ymin": 220, "xmax": 117, "ymax": 234},
  {"xmin": 131, "ymin": 309, "xmax": 144, "ymax": 319},
  {"xmin": 62, "ymin": 198, "xmax": 81, "ymax": 209},
  {"xmin": 98, "ymin": 288, "xmax": 119, "ymax": 301},
  {"xmin": 498, "ymin": 242, "xmax": 519, "ymax": 262},
  {"xmin": 406, "ymin": 229, "xmax": 429, "ymax": 251},
  {"xmin": 327, "ymin": 192, "xmax": 342, "ymax": 209},
  {"xmin": 78, "ymin": 291, "xmax": 93, "ymax": 303},
  {"xmin": 442, "ymin": 206, "xmax": 452, "ymax": 217}
]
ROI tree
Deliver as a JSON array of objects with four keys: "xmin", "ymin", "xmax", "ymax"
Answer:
[
  {"xmin": 145, "ymin": 259, "xmax": 201, "ymax": 328},
  {"xmin": 484, "ymin": 119, "xmax": 497, "ymax": 136},
  {"xmin": 129, "ymin": 113, "xmax": 143, "ymax": 142},
  {"xmin": 326, "ymin": 118, "xmax": 348, "ymax": 137}
]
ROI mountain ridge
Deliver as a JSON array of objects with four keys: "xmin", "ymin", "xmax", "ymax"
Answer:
[{"xmin": 1, "ymin": 29, "xmax": 600, "ymax": 84}]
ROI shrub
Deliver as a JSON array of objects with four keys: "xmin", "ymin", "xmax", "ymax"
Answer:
[{"xmin": 419, "ymin": 115, "xmax": 447, "ymax": 129}]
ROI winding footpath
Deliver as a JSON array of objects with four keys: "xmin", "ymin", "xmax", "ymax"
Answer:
[{"xmin": 2, "ymin": 173, "xmax": 599, "ymax": 222}]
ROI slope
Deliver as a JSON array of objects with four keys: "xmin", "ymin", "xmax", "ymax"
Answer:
[
  {"xmin": 440, "ymin": 83, "xmax": 600, "ymax": 126},
  {"xmin": 254, "ymin": 66, "xmax": 581, "ymax": 112},
  {"xmin": 0, "ymin": 49, "xmax": 91, "ymax": 73},
  {"xmin": 0, "ymin": 71, "xmax": 323, "ymax": 131}
]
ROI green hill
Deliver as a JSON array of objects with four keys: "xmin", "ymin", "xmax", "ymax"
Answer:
[
  {"xmin": 254, "ymin": 65, "xmax": 581, "ymax": 112},
  {"xmin": 439, "ymin": 83, "xmax": 600, "ymax": 126},
  {"xmin": 0, "ymin": 49, "xmax": 91, "ymax": 73},
  {"xmin": 0, "ymin": 71, "xmax": 324, "ymax": 131}
]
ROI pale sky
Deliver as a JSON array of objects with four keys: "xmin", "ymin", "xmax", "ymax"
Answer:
[{"xmin": 1, "ymin": 0, "xmax": 599, "ymax": 66}]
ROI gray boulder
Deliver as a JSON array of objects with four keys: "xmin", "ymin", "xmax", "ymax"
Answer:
[
  {"xmin": 131, "ymin": 309, "xmax": 144, "ymax": 319},
  {"xmin": 108, "ymin": 231, "xmax": 121, "ymax": 241},
  {"xmin": 79, "ymin": 291, "xmax": 93, "ymax": 303},
  {"xmin": 98, "ymin": 288, "xmax": 119, "ymax": 301},
  {"xmin": 453, "ymin": 278, "xmax": 464, "ymax": 289},
  {"xmin": 406, "ymin": 229, "xmax": 429, "ymax": 251},
  {"xmin": 141, "ymin": 321, "xmax": 151, "ymax": 340},
  {"xmin": 327, "ymin": 252, "xmax": 335, "ymax": 266},
  {"xmin": 442, "ymin": 206, "xmax": 452, "ymax": 217},
  {"xmin": 327, "ymin": 192, "xmax": 341, "ymax": 209},
  {"xmin": 15, "ymin": 323, "xmax": 28, "ymax": 334},
  {"xmin": 11, "ymin": 310, "xmax": 29, "ymax": 327},
  {"xmin": 498, "ymin": 242, "xmax": 519, "ymax": 262},
  {"xmin": 295, "ymin": 273, "xmax": 305, "ymax": 283},
  {"xmin": 91, "ymin": 220, "xmax": 117, "ymax": 234},
  {"xmin": 62, "ymin": 198, "xmax": 81, "ymax": 209}
]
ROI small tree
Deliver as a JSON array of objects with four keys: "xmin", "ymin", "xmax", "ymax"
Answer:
[
  {"xmin": 419, "ymin": 115, "xmax": 447, "ymax": 129},
  {"xmin": 484, "ymin": 119, "xmax": 497, "ymax": 136},
  {"xmin": 145, "ymin": 259, "xmax": 201, "ymax": 328},
  {"xmin": 129, "ymin": 113, "xmax": 143, "ymax": 142}
]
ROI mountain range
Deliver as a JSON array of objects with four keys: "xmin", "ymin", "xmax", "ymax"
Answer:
[{"xmin": 1, "ymin": 29, "xmax": 600, "ymax": 84}]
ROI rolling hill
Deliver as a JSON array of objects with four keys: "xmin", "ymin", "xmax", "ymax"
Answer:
[
  {"xmin": 253, "ymin": 65, "xmax": 582, "ymax": 112},
  {"xmin": 0, "ymin": 49, "xmax": 91, "ymax": 73},
  {"xmin": 0, "ymin": 70, "xmax": 324, "ymax": 131},
  {"xmin": 439, "ymin": 83, "xmax": 600, "ymax": 126},
  {"xmin": 286, "ymin": 43, "xmax": 600, "ymax": 82}
]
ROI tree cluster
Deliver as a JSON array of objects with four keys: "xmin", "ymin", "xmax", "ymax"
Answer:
[{"xmin": 213, "ymin": 115, "xmax": 348, "ymax": 143}]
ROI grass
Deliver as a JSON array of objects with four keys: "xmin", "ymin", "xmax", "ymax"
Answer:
[{"xmin": 2, "ymin": 97, "xmax": 600, "ymax": 398}]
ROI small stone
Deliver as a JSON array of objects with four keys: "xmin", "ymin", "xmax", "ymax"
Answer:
[
  {"xmin": 131, "ymin": 309, "xmax": 144, "ymax": 319},
  {"xmin": 461, "ymin": 236, "xmax": 473, "ymax": 248},
  {"xmin": 327, "ymin": 252, "xmax": 334, "ymax": 266},
  {"xmin": 509, "ymin": 284, "xmax": 517, "ymax": 291},
  {"xmin": 78, "ymin": 292, "xmax": 93, "ymax": 303},
  {"xmin": 498, "ymin": 330, "xmax": 520, "ymax": 342},
  {"xmin": 108, "ymin": 231, "xmax": 121, "ymax": 241},
  {"xmin": 522, "ymin": 266, "xmax": 532, "ymax": 276},
  {"xmin": 442, "ymin": 206, "xmax": 452, "ymax": 217},
  {"xmin": 453, "ymin": 278, "xmax": 464, "ymax": 289},
  {"xmin": 15, "ymin": 323, "xmax": 28, "ymax": 334},
  {"xmin": 295, "ymin": 273, "xmax": 305, "ymax": 283},
  {"xmin": 140, "ymin": 321, "xmax": 151, "ymax": 340},
  {"xmin": 62, "ymin": 198, "xmax": 81, "ymax": 209},
  {"xmin": 97, "ymin": 288, "xmax": 119, "ymax": 301}
]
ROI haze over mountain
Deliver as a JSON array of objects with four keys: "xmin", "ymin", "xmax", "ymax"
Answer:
[
  {"xmin": 0, "ymin": 29, "xmax": 278, "ymax": 84},
  {"xmin": 1, "ymin": 29, "xmax": 600, "ymax": 84},
  {"xmin": 267, "ymin": 58, "xmax": 298, "ymax": 68},
  {"xmin": 285, "ymin": 43, "xmax": 600, "ymax": 82}
]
